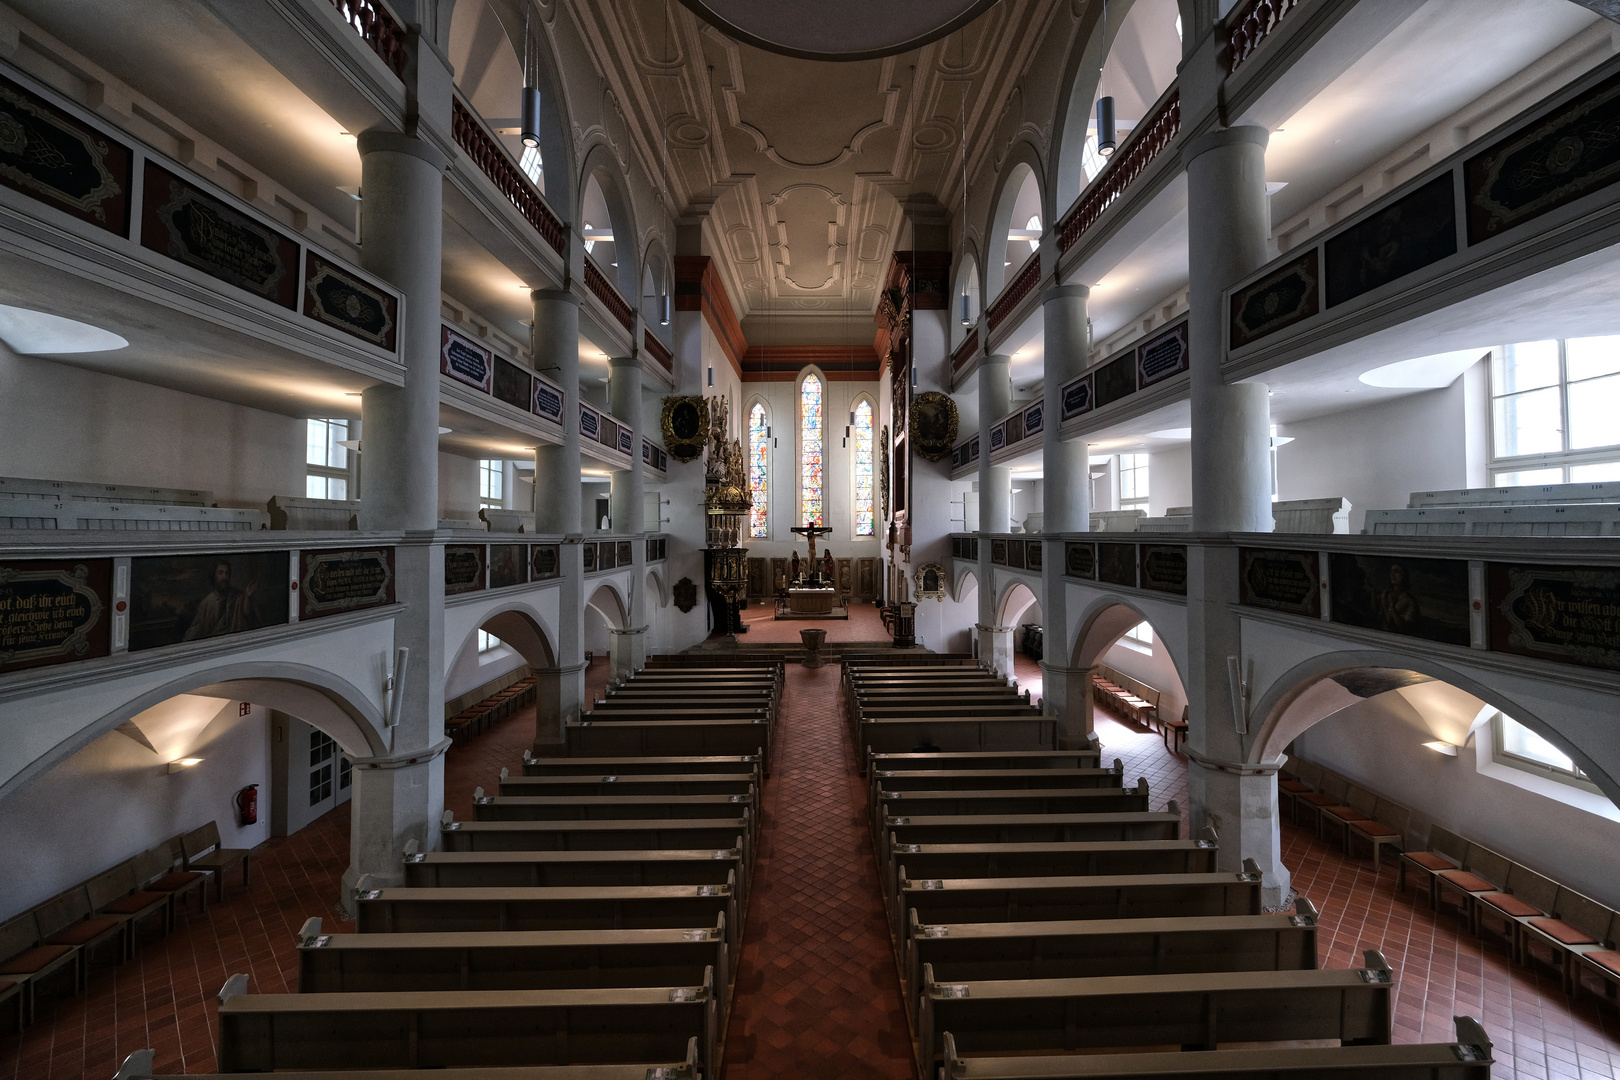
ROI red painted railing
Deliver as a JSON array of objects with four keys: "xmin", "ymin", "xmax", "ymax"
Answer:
[
  {"xmin": 1057, "ymin": 89, "xmax": 1181, "ymax": 255},
  {"xmin": 951, "ymin": 328, "xmax": 980, "ymax": 371},
  {"xmin": 328, "ymin": 0, "xmax": 407, "ymax": 78},
  {"xmin": 450, "ymin": 98, "xmax": 567, "ymax": 256},
  {"xmin": 643, "ymin": 328, "xmax": 673, "ymax": 371},
  {"xmin": 1226, "ymin": 0, "xmax": 1304, "ymax": 74},
  {"xmin": 985, "ymin": 256, "xmax": 1041, "ymax": 334},
  {"xmin": 585, "ymin": 260, "xmax": 635, "ymax": 331}
]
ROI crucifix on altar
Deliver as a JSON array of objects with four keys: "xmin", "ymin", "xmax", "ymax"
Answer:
[
  {"xmin": 790, "ymin": 519, "xmax": 832, "ymax": 566},
  {"xmin": 785, "ymin": 519, "xmax": 839, "ymax": 615}
]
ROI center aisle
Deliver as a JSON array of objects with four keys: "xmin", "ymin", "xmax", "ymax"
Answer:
[{"xmin": 720, "ymin": 658, "xmax": 916, "ymax": 1079}]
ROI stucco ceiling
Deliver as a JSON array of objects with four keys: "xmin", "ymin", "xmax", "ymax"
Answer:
[{"xmin": 676, "ymin": 0, "xmax": 1001, "ymax": 62}]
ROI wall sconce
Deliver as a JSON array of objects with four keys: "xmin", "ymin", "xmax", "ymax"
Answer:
[
  {"xmin": 1422, "ymin": 740, "xmax": 1459, "ymax": 757},
  {"xmin": 521, "ymin": 87, "xmax": 543, "ymax": 148},
  {"xmin": 168, "ymin": 757, "xmax": 204, "ymax": 773}
]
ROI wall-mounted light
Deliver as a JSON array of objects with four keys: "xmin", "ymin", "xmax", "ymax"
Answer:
[
  {"xmin": 1096, "ymin": 96, "xmax": 1117, "ymax": 158},
  {"xmin": 1422, "ymin": 740, "xmax": 1459, "ymax": 757},
  {"xmin": 521, "ymin": 86, "xmax": 543, "ymax": 148},
  {"xmin": 168, "ymin": 757, "xmax": 204, "ymax": 774}
]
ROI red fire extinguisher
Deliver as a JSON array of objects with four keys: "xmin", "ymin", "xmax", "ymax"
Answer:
[{"xmin": 236, "ymin": 784, "xmax": 259, "ymax": 827}]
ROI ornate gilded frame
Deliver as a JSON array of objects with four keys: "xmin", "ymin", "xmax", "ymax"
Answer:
[{"xmin": 909, "ymin": 391, "xmax": 959, "ymax": 461}]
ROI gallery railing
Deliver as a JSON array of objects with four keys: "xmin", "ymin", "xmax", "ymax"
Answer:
[
  {"xmin": 1057, "ymin": 87, "xmax": 1181, "ymax": 256},
  {"xmin": 450, "ymin": 95, "xmax": 568, "ymax": 257},
  {"xmin": 986, "ymin": 254, "xmax": 1042, "ymax": 333},
  {"xmin": 1225, "ymin": 0, "xmax": 1306, "ymax": 75},
  {"xmin": 585, "ymin": 259, "xmax": 636, "ymax": 332},
  {"xmin": 951, "ymin": 328, "xmax": 980, "ymax": 373},
  {"xmin": 643, "ymin": 329, "xmax": 674, "ymax": 372},
  {"xmin": 327, "ymin": 0, "xmax": 408, "ymax": 77}
]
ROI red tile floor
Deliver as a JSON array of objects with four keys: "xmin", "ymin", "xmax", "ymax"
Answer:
[
  {"xmin": 728, "ymin": 598, "xmax": 891, "ymax": 643},
  {"xmin": 5, "ymin": 646, "xmax": 1618, "ymax": 1079}
]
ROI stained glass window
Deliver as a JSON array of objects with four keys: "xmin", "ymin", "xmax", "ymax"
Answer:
[
  {"xmin": 853, "ymin": 399, "xmax": 875, "ymax": 536},
  {"xmin": 800, "ymin": 374, "xmax": 823, "ymax": 526},
  {"xmin": 748, "ymin": 403, "xmax": 769, "ymax": 538}
]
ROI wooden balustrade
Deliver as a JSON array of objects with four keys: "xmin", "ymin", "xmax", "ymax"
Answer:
[
  {"xmin": 1057, "ymin": 90, "xmax": 1181, "ymax": 256},
  {"xmin": 450, "ymin": 98, "xmax": 567, "ymax": 256},
  {"xmin": 328, "ymin": 0, "xmax": 407, "ymax": 77},
  {"xmin": 951, "ymin": 329, "xmax": 980, "ymax": 372},
  {"xmin": 644, "ymin": 329, "xmax": 674, "ymax": 371},
  {"xmin": 985, "ymin": 257, "xmax": 1041, "ymax": 334},
  {"xmin": 1225, "ymin": 0, "xmax": 1305, "ymax": 74},
  {"xmin": 586, "ymin": 260, "xmax": 636, "ymax": 331}
]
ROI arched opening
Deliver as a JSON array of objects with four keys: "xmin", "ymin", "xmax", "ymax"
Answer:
[
  {"xmin": 447, "ymin": 0, "xmax": 572, "ymax": 209},
  {"xmin": 1252, "ymin": 660, "xmax": 1620, "ymax": 908},
  {"xmin": 951, "ymin": 247, "xmax": 982, "ymax": 350},
  {"xmin": 641, "ymin": 243, "xmax": 672, "ymax": 340},
  {"xmin": 1071, "ymin": 600, "xmax": 1189, "ymax": 741},
  {"xmin": 988, "ymin": 163, "xmax": 1042, "ymax": 299},
  {"xmin": 584, "ymin": 581, "xmax": 629, "ymax": 663},
  {"xmin": 1055, "ymin": 0, "xmax": 1182, "ymax": 206},
  {"xmin": 579, "ymin": 161, "xmax": 639, "ymax": 305}
]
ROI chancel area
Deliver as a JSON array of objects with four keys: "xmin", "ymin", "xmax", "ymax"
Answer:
[{"xmin": 4, "ymin": 0, "xmax": 1620, "ymax": 1077}]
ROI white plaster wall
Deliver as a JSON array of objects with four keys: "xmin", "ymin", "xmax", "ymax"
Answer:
[
  {"xmin": 1294, "ymin": 695, "xmax": 1620, "ymax": 909},
  {"xmin": 0, "ymin": 345, "xmax": 304, "ymax": 509},
  {"xmin": 1148, "ymin": 447, "xmax": 1192, "ymax": 516},
  {"xmin": 0, "ymin": 696, "xmax": 271, "ymax": 919},
  {"xmin": 444, "ymin": 633, "xmax": 529, "ymax": 703},
  {"xmin": 1276, "ymin": 377, "xmax": 1474, "ymax": 533}
]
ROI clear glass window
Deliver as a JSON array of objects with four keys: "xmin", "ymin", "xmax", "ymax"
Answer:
[
  {"xmin": 1489, "ymin": 337, "xmax": 1620, "ymax": 480},
  {"xmin": 1493, "ymin": 712, "xmax": 1591, "ymax": 788},
  {"xmin": 1119, "ymin": 454, "xmax": 1150, "ymax": 509},
  {"xmin": 518, "ymin": 145, "xmax": 543, "ymax": 185},
  {"xmin": 306, "ymin": 419, "xmax": 351, "ymax": 502},
  {"xmin": 479, "ymin": 460, "xmax": 504, "ymax": 509},
  {"xmin": 478, "ymin": 630, "xmax": 502, "ymax": 653},
  {"xmin": 1125, "ymin": 621, "xmax": 1153, "ymax": 646}
]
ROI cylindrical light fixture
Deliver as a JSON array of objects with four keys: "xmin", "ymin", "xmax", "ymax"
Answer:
[
  {"xmin": 1096, "ymin": 96, "xmax": 1116, "ymax": 158},
  {"xmin": 521, "ymin": 86, "xmax": 543, "ymax": 148},
  {"xmin": 659, "ymin": 293, "xmax": 672, "ymax": 326},
  {"xmin": 960, "ymin": 291, "xmax": 972, "ymax": 327}
]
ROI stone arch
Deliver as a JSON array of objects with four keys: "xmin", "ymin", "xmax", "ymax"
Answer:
[
  {"xmin": 457, "ymin": 603, "xmax": 559, "ymax": 676},
  {"xmin": 1068, "ymin": 594, "xmax": 1189, "ymax": 695},
  {"xmin": 586, "ymin": 579, "xmax": 629, "ymax": 629},
  {"xmin": 954, "ymin": 565, "xmax": 980, "ymax": 605},
  {"xmin": 951, "ymin": 237, "xmax": 983, "ymax": 351},
  {"xmin": 984, "ymin": 145, "xmax": 1047, "ymax": 301},
  {"xmin": 1053, "ymin": 0, "xmax": 1182, "ymax": 208},
  {"xmin": 641, "ymin": 236, "xmax": 673, "ymax": 335},
  {"xmin": 646, "ymin": 567, "xmax": 668, "ymax": 608},
  {"xmin": 1246, "ymin": 651, "xmax": 1619, "ymax": 806},
  {"xmin": 0, "ymin": 662, "xmax": 385, "ymax": 806},
  {"xmin": 997, "ymin": 578, "xmax": 1040, "ymax": 627},
  {"xmin": 449, "ymin": 0, "xmax": 575, "ymax": 211},
  {"xmin": 579, "ymin": 143, "xmax": 640, "ymax": 304}
]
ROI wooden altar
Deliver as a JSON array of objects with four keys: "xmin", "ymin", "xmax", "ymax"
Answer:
[{"xmin": 786, "ymin": 586, "xmax": 838, "ymax": 615}]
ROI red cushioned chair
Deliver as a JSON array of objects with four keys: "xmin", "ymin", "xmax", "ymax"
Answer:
[
  {"xmin": 1294, "ymin": 772, "xmax": 1350, "ymax": 834},
  {"xmin": 34, "ymin": 888, "xmax": 122, "ymax": 990},
  {"xmin": 1397, "ymin": 824, "xmax": 1469, "ymax": 908},
  {"xmin": 0, "ymin": 913, "xmax": 76, "ymax": 1026},
  {"xmin": 134, "ymin": 844, "xmax": 208, "ymax": 930},
  {"xmin": 1434, "ymin": 844, "xmax": 1511, "ymax": 934},
  {"xmin": 1347, "ymin": 800, "xmax": 1411, "ymax": 873},
  {"xmin": 181, "ymin": 821, "xmax": 251, "ymax": 903},
  {"xmin": 86, "ymin": 862, "xmax": 170, "ymax": 961},
  {"xmin": 1525, "ymin": 888, "xmax": 1615, "ymax": 994},
  {"xmin": 1474, "ymin": 863, "xmax": 1558, "ymax": 964},
  {"xmin": 1318, "ymin": 784, "xmax": 1378, "ymax": 850}
]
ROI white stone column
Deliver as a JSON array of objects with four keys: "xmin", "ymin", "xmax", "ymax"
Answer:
[
  {"xmin": 1185, "ymin": 125, "xmax": 1273, "ymax": 534},
  {"xmin": 608, "ymin": 624, "xmax": 647, "ymax": 683},
  {"xmin": 977, "ymin": 353, "xmax": 1012, "ymax": 533},
  {"xmin": 530, "ymin": 288, "xmax": 584, "ymax": 753},
  {"xmin": 975, "ymin": 621, "xmax": 1015, "ymax": 678},
  {"xmin": 344, "ymin": 128, "xmax": 449, "ymax": 900},
  {"xmin": 1039, "ymin": 284, "xmax": 1093, "ymax": 745},
  {"xmin": 609, "ymin": 353, "xmax": 644, "ymax": 535}
]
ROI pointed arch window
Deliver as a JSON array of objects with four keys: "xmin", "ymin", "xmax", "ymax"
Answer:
[
  {"xmin": 748, "ymin": 403, "xmax": 769, "ymax": 538},
  {"xmin": 800, "ymin": 373, "xmax": 824, "ymax": 526},
  {"xmin": 853, "ymin": 399, "xmax": 875, "ymax": 536}
]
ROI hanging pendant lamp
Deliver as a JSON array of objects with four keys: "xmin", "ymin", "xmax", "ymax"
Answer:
[
  {"xmin": 1096, "ymin": 96, "xmax": 1117, "ymax": 158},
  {"xmin": 521, "ymin": 86, "xmax": 543, "ymax": 148}
]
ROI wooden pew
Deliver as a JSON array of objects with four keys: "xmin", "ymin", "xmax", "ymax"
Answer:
[
  {"xmin": 217, "ymin": 969, "xmax": 718, "ymax": 1074},
  {"xmin": 403, "ymin": 844, "xmax": 745, "ymax": 893},
  {"xmin": 353, "ymin": 877, "xmax": 739, "ymax": 955},
  {"xmin": 857, "ymin": 704, "xmax": 1043, "ymax": 720},
  {"xmin": 874, "ymin": 784, "xmax": 1151, "ymax": 848},
  {"xmin": 896, "ymin": 863, "xmax": 1263, "ymax": 930},
  {"xmin": 905, "ymin": 898, "xmax": 1320, "ymax": 1021},
  {"xmin": 934, "ymin": 1017, "xmax": 1492, "ymax": 1080},
  {"xmin": 882, "ymin": 837, "xmax": 1218, "ymax": 902},
  {"xmin": 297, "ymin": 914, "xmax": 729, "ymax": 1009},
  {"xmin": 472, "ymin": 791, "xmax": 754, "ymax": 823},
  {"xmin": 868, "ymin": 749, "xmax": 1101, "ymax": 774},
  {"xmin": 916, "ymin": 950, "xmax": 1395, "ymax": 1070},
  {"xmin": 858, "ymin": 717, "xmax": 1059, "ymax": 763},
  {"xmin": 581, "ymin": 706, "xmax": 769, "ymax": 722},
  {"xmin": 565, "ymin": 720, "xmax": 770, "ymax": 766},
  {"xmin": 440, "ymin": 814, "xmax": 751, "ymax": 865},
  {"xmin": 521, "ymin": 753, "xmax": 761, "ymax": 781},
  {"xmin": 499, "ymin": 771, "xmax": 756, "ymax": 798},
  {"xmin": 885, "ymin": 805, "xmax": 1181, "ymax": 854},
  {"xmin": 116, "ymin": 1043, "xmax": 699, "ymax": 1080}
]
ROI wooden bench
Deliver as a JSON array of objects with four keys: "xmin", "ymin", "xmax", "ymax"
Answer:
[
  {"xmin": 472, "ymin": 791, "xmax": 755, "ymax": 823},
  {"xmin": 935, "ymin": 1018, "xmax": 1491, "ymax": 1079},
  {"xmin": 581, "ymin": 706, "xmax": 770, "ymax": 723},
  {"xmin": 885, "ymin": 805, "xmax": 1181, "ymax": 852},
  {"xmin": 521, "ymin": 753, "xmax": 761, "ymax": 782},
  {"xmin": 565, "ymin": 720, "xmax": 771, "ymax": 766},
  {"xmin": 883, "ymin": 837, "xmax": 1218, "ymax": 903},
  {"xmin": 131, "ymin": 844, "xmax": 210, "ymax": 931},
  {"xmin": 858, "ymin": 717, "xmax": 1059, "ymax": 763},
  {"xmin": 440, "ymin": 814, "xmax": 752, "ymax": 861},
  {"xmin": 858, "ymin": 703, "xmax": 1042, "ymax": 721},
  {"xmin": 31, "ymin": 887, "xmax": 125, "ymax": 988},
  {"xmin": 181, "ymin": 821, "xmax": 251, "ymax": 902},
  {"xmin": 917, "ymin": 950, "xmax": 1395, "ymax": 1069},
  {"xmin": 0, "ymin": 912, "xmax": 79, "ymax": 1025},
  {"xmin": 499, "ymin": 770, "xmax": 756, "ymax": 798},
  {"xmin": 1091, "ymin": 666, "xmax": 1160, "ymax": 732},
  {"xmin": 352, "ymin": 877, "xmax": 739, "ymax": 955},
  {"xmin": 867, "ymin": 749, "xmax": 1101, "ymax": 775},
  {"xmin": 296, "ymin": 914, "xmax": 730, "ymax": 1011},
  {"xmin": 905, "ymin": 899, "xmax": 1320, "ymax": 1023},
  {"xmin": 86, "ymin": 862, "xmax": 171, "ymax": 960},
  {"xmin": 217, "ymin": 970, "xmax": 718, "ymax": 1074},
  {"xmin": 873, "ymin": 764, "xmax": 1125, "ymax": 797},
  {"xmin": 118, "ymin": 1048, "xmax": 700, "ymax": 1080},
  {"xmin": 895, "ymin": 864, "xmax": 1263, "ymax": 929},
  {"xmin": 876, "ymin": 783, "xmax": 1150, "ymax": 823}
]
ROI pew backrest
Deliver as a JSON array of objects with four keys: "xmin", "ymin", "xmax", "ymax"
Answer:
[{"xmin": 1460, "ymin": 844, "xmax": 1511, "ymax": 888}]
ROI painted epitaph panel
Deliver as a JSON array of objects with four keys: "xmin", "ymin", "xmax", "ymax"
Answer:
[
  {"xmin": 1098, "ymin": 543, "xmax": 1137, "ymax": 588},
  {"xmin": 617, "ymin": 541, "xmax": 634, "ymax": 567},
  {"xmin": 142, "ymin": 162, "xmax": 298, "ymax": 307},
  {"xmin": 440, "ymin": 327, "xmax": 493, "ymax": 393},
  {"xmin": 597, "ymin": 542, "xmax": 617, "ymax": 570},
  {"xmin": 303, "ymin": 253, "xmax": 398, "ymax": 349},
  {"xmin": 1489, "ymin": 563, "xmax": 1620, "ymax": 672},
  {"xmin": 444, "ymin": 545, "xmax": 486, "ymax": 595},
  {"xmin": 0, "ymin": 559, "xmax": 110, "ymax": 673},
  {"xmin": 494, "ymin": 357, "xmax": 534, "ymax": 412},
  {"xmin": 0, "ymin": 72, "xmax": 131, "ymax": 233},
  {"xmin": 1065, "ymin": 542, "xmax": 1097, "ymax": 580},
  {"xmin": 582, "ymin": 543, "xmax": 597, "ymax": 573},
  {"xmin": 1328, "ymin": 552, "xmax": 1470, "ymax": 646},
  {"xmin": 1137, "ymin": 323, "xmax": 1189, "ymax": 388},
  {"xmin": 531, "ymin": 545, "xmax": 560, "ymax": 580},
  {"xmin": 1239, "ymin": 548, "xmax": 1320, "ymax": 617},
  {"xmin": 533, "ymin": 378, "xmax": 565, "ymax": 424},
  {"xmin": 1325, "ymin": 173, "xmax": 1456, "ymax": 308},
  {"xmin": 1230, "ymin": 250, "xmax": 1319, "ymax": 349},
  {"xmin": 489, "ymin": 545, "xmax": 527, "ymax": 589},
  {"xmin": 1025, "ymin": 541, "xmax": 1042, "ymax": 572},
  {"xmin": 1092, "ymin": 354, "xmax": 1137, "ymax": 409},
  {"xmin": 129, "ymin": 552, "xmax": 290, "ymax": 652},
  {"xmin": 991, "ymin": 539, "xmax": 1008, "ymax": 566},
  {"xmin": 1467, "ymin": 66, "xmax": 1620, "ymax": 244},
  {"xmin": 300, "ymin": 548, "xmax": 394, "ymax": 619},
  {"xmin": 1006, "ymin": 540, "xmax": 1026, "ymax": 570},
  {"xmin": 1140, "ymin": 545, "xmax": 1188, "ymax": 595}
]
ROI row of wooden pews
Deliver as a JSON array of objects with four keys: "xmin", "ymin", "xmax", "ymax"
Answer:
[
  {"xmin": 131, "ymin": 657, "xmax": 785, "ymax": 1079},
  {"xmin": 842, "ymin": 656, "xmax": 1500, "ymax": 1079}
]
